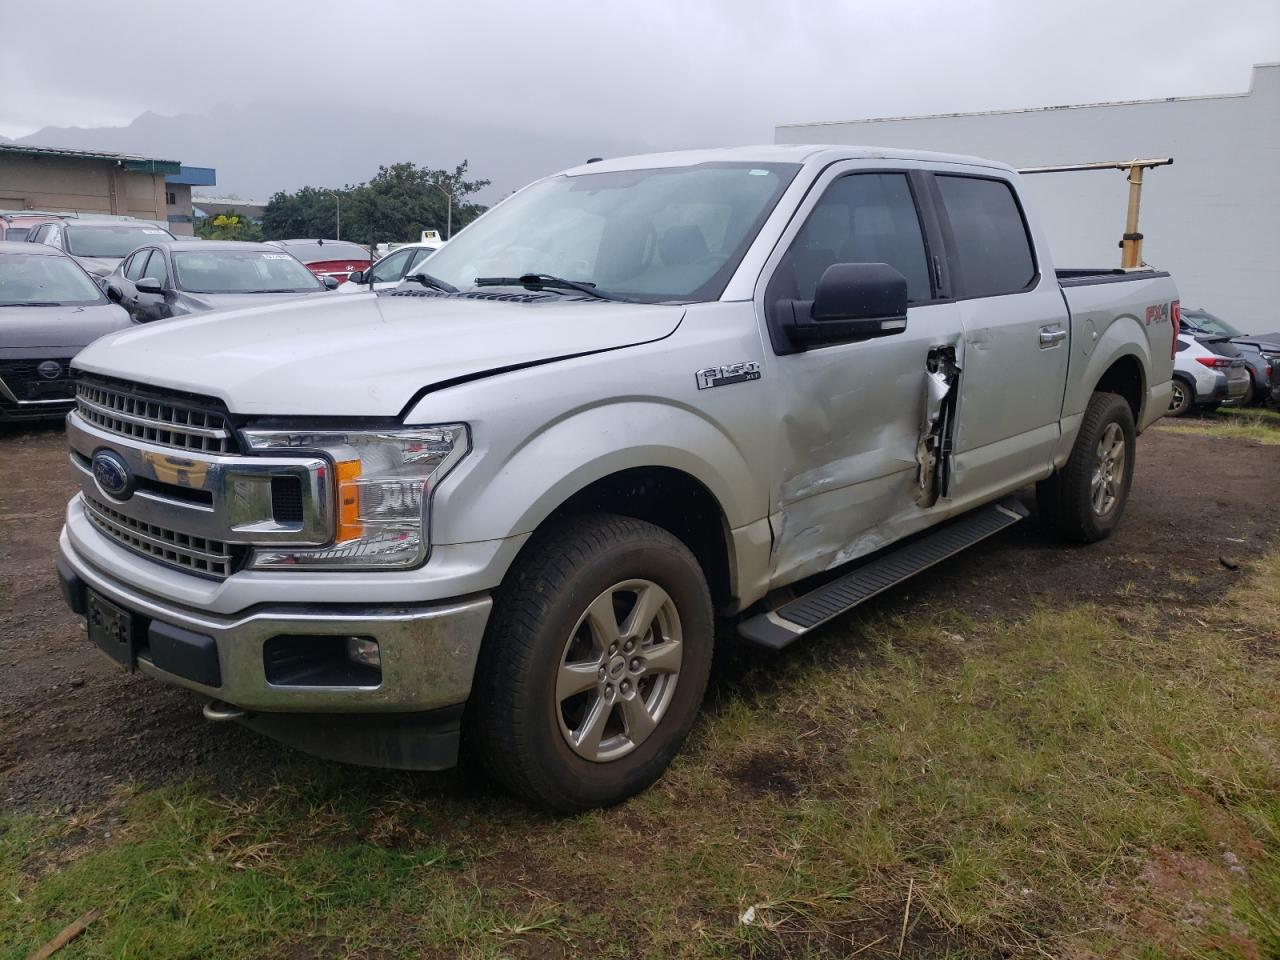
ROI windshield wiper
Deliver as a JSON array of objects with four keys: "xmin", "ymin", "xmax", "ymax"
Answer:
[
  {"xmin": 474, "ymin": 273, "xmax": 626, "ymax": 302},
  {"xmin": 404, "ymin": 272, "xmax": 458, "ymax": 293}
]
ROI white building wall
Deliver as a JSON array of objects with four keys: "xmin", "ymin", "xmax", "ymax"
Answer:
[{"xmin": 776, "ymin": 64, "xmax": 1280, "ymax": 331}]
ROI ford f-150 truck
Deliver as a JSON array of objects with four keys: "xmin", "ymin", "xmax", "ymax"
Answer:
[{"xmin": 56, "ymin": 146, "xmax": 1177, "ymax": 811}]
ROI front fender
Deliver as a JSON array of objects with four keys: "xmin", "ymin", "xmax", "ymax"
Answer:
[{"xmin": 428, "ymin": 399, "xmax": 763, "ymax": 547}]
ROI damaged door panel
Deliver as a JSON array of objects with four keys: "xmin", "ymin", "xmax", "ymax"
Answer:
[{"xmin": 915, "ymin": 345, "xmax": 961, "ymax": 508}]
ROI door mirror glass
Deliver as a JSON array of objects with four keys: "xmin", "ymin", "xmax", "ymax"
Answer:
[
  {"xmin": 106, "ymin": 284, "xmax": 123, "ymax": 302},
  {"xmin": 346, "ymin": 270, "xmax": 365, "ymax": 285},
  {"xmin": 136, "ymin": 277, "xmax": 164, "ymax": 295},
  {"xmin": 321, "ymin": 275, "xmax": 340, "ymax": 290}
]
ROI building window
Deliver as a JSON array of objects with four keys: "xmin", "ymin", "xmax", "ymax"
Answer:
[{"xmin": 167, "ymin": 191, "xmax": 177, "ymax": 206}]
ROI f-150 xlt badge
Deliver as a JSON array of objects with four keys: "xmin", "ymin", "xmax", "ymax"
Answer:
[{"xmin": 696, "ymin": 361, "xmax": 761, "ymax": 390}]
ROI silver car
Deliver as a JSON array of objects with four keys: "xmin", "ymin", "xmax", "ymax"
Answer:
[
  {"xmin": 26, "ymin": 218, "xmax": 176, "ymax": 282},
  {"xmin": 0, "ymin": 241, "xmax": 132, "ymax": 422}
]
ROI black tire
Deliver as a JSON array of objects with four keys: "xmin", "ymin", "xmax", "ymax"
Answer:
[
  {"xmin": 1201, "ymin": 402, "xmax": 1221, "ymax": 414},
  {"xmin": 467, "ymin": 514, "xmax": 714, "ymax": 812},
  {"xmin": 1241, "ymin": 378, "xmax": 1256, "ymax": 407},
  {"xmin": 1037, "ymin": 392, "xmax": 1136, "ymax": 544},
  {"xmin": 1167, "ymin": 376, "xmax": 1194, "ymax": 417}
]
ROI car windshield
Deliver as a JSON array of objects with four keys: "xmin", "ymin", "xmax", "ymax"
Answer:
[
  {"xmin": 173, "ymin": 249, "xmax": 322, "ymax": 293},
  {"xmin": 65, "ymin": 224, "xmax": 173, "ymax": 258},
  {"xmin": 422, "ymin": 161, "xmax": 800, "ymax": 303},
  {"xmin": 1184, "ymin": 311, "xmax": 1242, "ymax": 338},
  {"xmin": 0, "ymin": 253, "xmax": 105, "ymax": 305}
]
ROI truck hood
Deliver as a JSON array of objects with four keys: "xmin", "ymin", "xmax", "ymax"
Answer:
[
  {"xmin": 0, "ymin": 302, "xmax": 133, "ymax": 351},
  {"xmin": 72, "ymin": 291, "xmax": 686, "ymax": 416}
]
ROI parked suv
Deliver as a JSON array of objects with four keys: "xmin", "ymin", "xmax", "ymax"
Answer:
[
  {"xmin": 1169, "ymin": 331, "xmax": 1250, "ymax": 416},
  {"xmin": 56, "ymin": 146, "xmax": 1177, "ymax": 811},
  {"xmin": 1180, "ymin": 307, "xmax": 1278, "ymax": 406},
  {"xmin": 28, "ymin": 218, "xmax": 176, "ymax": 281}
]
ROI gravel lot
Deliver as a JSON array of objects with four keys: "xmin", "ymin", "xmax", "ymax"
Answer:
[{"xmin": 3, "ymin": 418, "xmax": 1278, "ymax": 813}]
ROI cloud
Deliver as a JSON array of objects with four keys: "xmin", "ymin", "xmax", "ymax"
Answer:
[{"xmin": 1, "ymin": 0, "xmax": 1276, "ymax": 142}]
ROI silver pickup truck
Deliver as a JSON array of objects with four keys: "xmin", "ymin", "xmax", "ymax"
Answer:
[{"xmin": 56, "ymin": 146, "xmax": 1177, "ymax": 811}]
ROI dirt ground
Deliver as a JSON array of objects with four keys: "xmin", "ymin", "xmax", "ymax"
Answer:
[{"xmin": 3, "ymin": 419, "xmax": 1278, "ymax": 813}]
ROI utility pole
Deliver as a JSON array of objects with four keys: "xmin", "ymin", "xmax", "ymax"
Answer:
[
  {"xmin": 433, "ymin": 178, "xmax": 453, "ymax": 239},
  {"xmin": 326, "ymin": 190, "xmax": 341, "ymax": 240}
]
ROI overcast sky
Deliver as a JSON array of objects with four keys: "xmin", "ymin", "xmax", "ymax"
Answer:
[{"xmin": 1, "ymin": 0, "xmax": 1277, "ymax": 143}]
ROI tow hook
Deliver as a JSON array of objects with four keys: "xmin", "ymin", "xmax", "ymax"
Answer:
[{"xmin": 202, "ymin": 700, "xmax": 248, "ymax": 722}]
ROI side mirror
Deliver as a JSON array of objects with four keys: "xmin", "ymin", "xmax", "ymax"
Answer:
[
  {"xmin": 136, "ymin": 277, "xmax": 164, "ymax": 295},
  {"xmin": 321, "ymin": 275, "xmax": 340, "ymax": 290},
  {"xmin": 345, "ymin": 270, "xmax": 365, "ymax": 285},
  {"xmin": 105, "ymin": 284, "xmax": 123, "ymax": 302},
  {"xmin": 777, "ymin": 262, "xmax": 909, "ymax": 349}
]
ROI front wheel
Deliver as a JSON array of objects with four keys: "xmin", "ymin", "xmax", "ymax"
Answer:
[
  {"xmin": 468, "ymin": 514, "xmax": 714, "ymax": 812},
  {"xmin": 1037, "ymin": 391, "xmax": 1136, "ymax": 543}
]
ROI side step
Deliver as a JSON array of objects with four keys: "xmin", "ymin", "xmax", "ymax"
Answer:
[{"xmin": 737, "ymin": 498, "xmax": 1028, "ymax": 650}]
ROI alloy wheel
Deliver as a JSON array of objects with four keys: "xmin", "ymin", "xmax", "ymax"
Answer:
[
  {"xmin": 555, "ymin": 579, "xmax": 683, "ymax": 763},
  {"xmin": 1091, "ymin": 422, "xmax": 1126, "ymax": 516}
]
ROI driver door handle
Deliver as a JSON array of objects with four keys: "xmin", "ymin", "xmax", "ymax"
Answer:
[{"xmin": 1039, "ymin": 324, "xmax": 1068, "ymax": 347}]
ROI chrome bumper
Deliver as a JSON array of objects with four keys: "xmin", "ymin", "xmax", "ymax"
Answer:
[{"xmin": 58, "ymin": 526, "xmax": 492, "ymax": 714}]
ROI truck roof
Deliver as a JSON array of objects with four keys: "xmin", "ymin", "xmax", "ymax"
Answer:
[{"xmin": 562, "ymin": 144, "xmax": 1013, "ymax": 177}]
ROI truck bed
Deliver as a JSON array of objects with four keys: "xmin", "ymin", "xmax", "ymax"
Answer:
[{"xmin": 1056, "ymin": 267, "xmax": 1171, "ymax": 288}]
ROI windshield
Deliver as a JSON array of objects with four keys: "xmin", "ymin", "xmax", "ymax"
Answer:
[
  {"xmin": 0, "ymin": 253, "xmax": 106, "ymax": 305},
  {"xmin": 422, "ymin": 161, "xmax": 800, "ymax": 302},
  {"xmin": 174, "ymin": 249, "xmax": 323, "ymax": 293},
  {"xmin": 65, "ymin": 224, "xmax": 172, "ymax": 258},
  {"xmin": 1184, "ymin": 311, "xmax": 1241, "ymax": 339}
]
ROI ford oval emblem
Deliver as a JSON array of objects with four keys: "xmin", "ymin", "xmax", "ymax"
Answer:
[
  {"xmin": 92, "ymin": 450, "xmax": 133, "ymax": 500},
  {"xmin": 37, "ymin": 360, "xmax": 63, "ymax": 380}
]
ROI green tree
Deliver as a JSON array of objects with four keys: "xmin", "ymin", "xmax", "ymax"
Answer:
[
  {"xmin": 261, "ymin": 161, "xmax": 489, "ymax": 247},
  {"xmin": 195, "ymin": 211, "xmax": 264, "ymax": 242}
]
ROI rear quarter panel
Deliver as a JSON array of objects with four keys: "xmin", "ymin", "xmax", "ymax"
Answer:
[{"xmin": 1059, "ymin": 275, "xmax": 1178, "ymax": 452}]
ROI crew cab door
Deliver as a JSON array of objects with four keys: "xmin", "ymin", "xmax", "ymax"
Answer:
[
  {"xmin": 756, "ymin": 164, "xmax": 965, "ymax": 587},
  {"xmin": 928, "ymin": 173, "xmax": 1070, "ymax": 503}
]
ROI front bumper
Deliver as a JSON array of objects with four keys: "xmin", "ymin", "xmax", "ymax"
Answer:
[{"xmin": 57, "ymin": 526, "xmax": 492, "ymax": 717}]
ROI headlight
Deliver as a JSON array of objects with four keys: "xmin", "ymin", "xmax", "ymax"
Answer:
[{"xmin": 241, "ymin": 425, "xmax": 468, "ymax": 569}]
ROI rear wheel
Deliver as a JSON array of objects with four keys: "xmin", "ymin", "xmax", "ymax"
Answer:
[
  {"xmin": 1168, "ymin": 378, "xmax": 1194, "ymax": 417},
  {"xmin": 1037, "ymin": 391, "xmax": 1136, "ymax": 543},
  {"xmin": 468, "ymin": 514, "xmax": 714, "ymax": 812}
]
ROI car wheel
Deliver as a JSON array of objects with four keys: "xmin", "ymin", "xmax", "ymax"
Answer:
[
  {"xmin": 1168, "ymin": 378, "xmax": 1193, "ymax": 417},
  {"xmin": 468, "ymin": 514, "xmax": 714, "ymax": 812},
  {"xmin": 1037, "ymin": 391, "xmax": 1136, "ymax": 544}
]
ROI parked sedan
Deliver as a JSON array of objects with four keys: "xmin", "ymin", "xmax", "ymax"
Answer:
[
  {"xmin": 27, "ymin": 218, "xmax": 176, "ymax": 281},
  {"xmin": 0, "ymin": 241, "xmax": 132, "ymax": 422},
  {"xmin": 336, "ymin": 239, "xmax": 444, "ymax": 292},
  {"xmin": 264, "ymin": 239, "xmax": 371, "ymax": 283},
  {"xmin": 103, "ymin": 240, "xmax": 334, "ymax": 322},
  {"xmin": 1180, "ymin": 307, "xmax": 1279, "ymax": 406},
  {"xmin": 1169, "ymin": 332, "xmax": 1250, "ymax": 416}
]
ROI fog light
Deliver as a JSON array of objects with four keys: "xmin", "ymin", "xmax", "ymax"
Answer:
[{"xmin": 346, "ymin": 637, "xmax": 381, "ymax": 669}]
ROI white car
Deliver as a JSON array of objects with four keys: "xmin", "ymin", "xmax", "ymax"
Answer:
[
  {"xmin": 336, "ymin": 240, "xmax": 444, "ymax": 293},
  {"xmin": 1169, "ymin": 332, "xmax": 1250, "ymax": 416}
]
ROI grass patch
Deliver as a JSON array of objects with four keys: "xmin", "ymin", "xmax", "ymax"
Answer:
[
  {"xmin": 3, "ymin": 561, "xmax": 1278, "ymax": 958},
  {"xmin": 1160, "ymin": 405, "xmax": 1280, "ymax": 444}
]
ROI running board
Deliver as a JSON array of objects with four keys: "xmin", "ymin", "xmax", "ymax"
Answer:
[{"xmin": 737, "ymin": 499, "xmax": 1028, "ymax": 650}]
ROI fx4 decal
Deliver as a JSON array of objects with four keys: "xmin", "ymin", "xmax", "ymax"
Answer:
[
  {"xmin": 695, "ymin": 361, "xmax": 761, "ymax": 390},
  {"xmin": 1144, "ymin": 302, "xmax": 1170, "ymax": 326}
]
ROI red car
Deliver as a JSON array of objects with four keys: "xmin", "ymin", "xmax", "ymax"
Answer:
[{"xmin": 264, "ymin": 239, "xmax": 371, "ymax": 283}]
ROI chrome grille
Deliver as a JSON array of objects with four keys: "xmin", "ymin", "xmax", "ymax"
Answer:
[
  {"xmin": 83, "ymin": 494, "xmax": 237, "ymax": 579},
  {"xmin": 76, "ymin": 379, "xmax": 233, "ymax": 454}
]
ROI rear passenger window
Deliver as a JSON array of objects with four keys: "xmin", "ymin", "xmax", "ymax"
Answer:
[
  {"xmin": 771, "ymin": 173, "xmax": 932, "ymax": 308},
  {"xmin": 935, "ymin": 175, "xmax": 1036, "ymax": 298}
]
